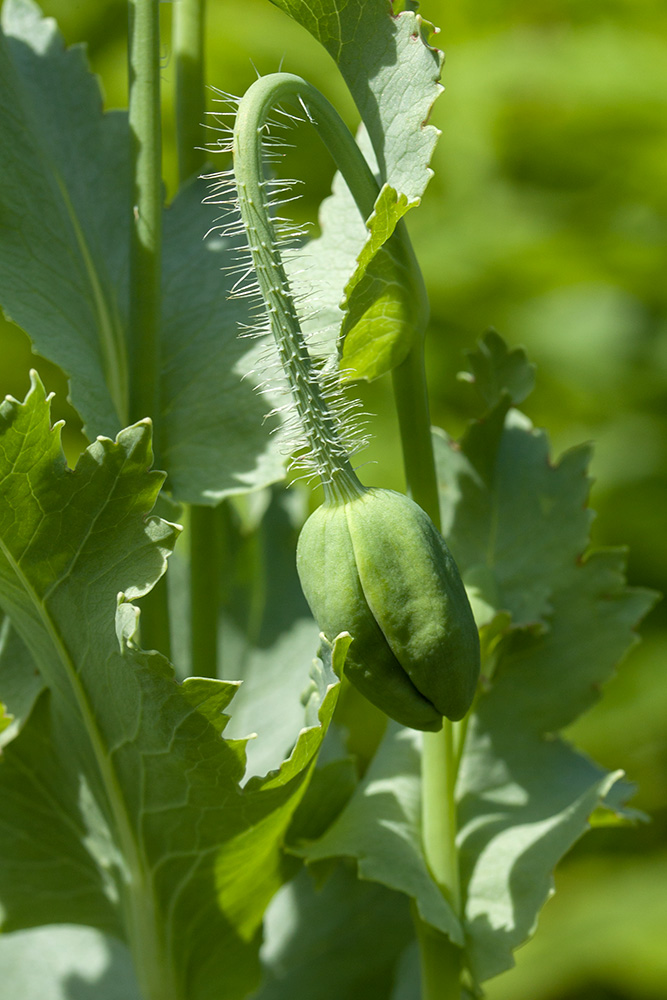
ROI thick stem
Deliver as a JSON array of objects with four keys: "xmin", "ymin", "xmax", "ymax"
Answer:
[
  {"xmin": 173, "ymin": 0, "xmax": 206, "ymax": 180},
  {"xmin": 391, "ymin": 299, "xmax": 462, "ymax": 1000},
  {"xmin": 128, "ymin": 0, "xmax": 170, "ymax": 658}
]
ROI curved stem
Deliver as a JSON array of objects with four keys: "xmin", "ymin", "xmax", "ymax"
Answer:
[{"xmin": 232, "ymin": 73, "xmax": 429, "ymax": 504}]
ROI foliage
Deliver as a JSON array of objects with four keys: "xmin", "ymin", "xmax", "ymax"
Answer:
[{"xmin": 0, "ymin": 0, "xmax": 660, "ymax": 998}]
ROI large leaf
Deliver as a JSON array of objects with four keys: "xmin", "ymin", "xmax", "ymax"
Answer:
[
  {"xmin": 276, "ymin": 0, "xmax": 443, "ymax": 379},
  {"xmin": 160, "ymin": 180, "xmax": 286, "ymax": 503},
  {"xmin": 0, "ymin": 0, "xmax": 285, "ymax": 503},
  {"xmin": 0, "ymin": 0, "xmax": 129, "ymax": 433},
  {"xmin": 435, "ymin": 336, "xmax": 657, "ymax": 983},
  {"xmin": 293, "ymin": 333, "xmax": 655, "ymax": 985},
  {"xmin": 0, "ymin": 375, "xmax": 341, "ymax": 1000},
  {"xmin": 269, "ymin": 0, "xmax": 442, "ymax": 202}
]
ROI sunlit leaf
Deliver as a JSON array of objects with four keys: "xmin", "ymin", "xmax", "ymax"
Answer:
[{"xmin": 0, "ymin": 376, "xmax": 341, "ymax": 999}]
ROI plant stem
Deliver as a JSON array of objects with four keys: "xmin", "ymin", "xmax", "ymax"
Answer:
[
  {"xmin": 415, "ymin": 911, "xmax": 462, "ymax": 1000},
  {"xmin": 392, "ymin": 330, "xmax": 463, "ymax": 1000},
  {"xmin": 391, "ymin": 345, "xmax": 440, "ymax": 527},
  {"xmin": 128, "ymin": 0, "xmax": 170, "ymax": 658},
  {"xmin": 172, "ymin": 0, "xmax": 222, "ymax": 678},
  {"xmin": 128, "ymin": 0, "xmax": 162, "ymax": 434},
  {"xmin": 173, "ymin": 0, "xmax": 206, "ymax": 180},
  {"xmin": 189, "ymin": 505, "xmax": 221, "ymax": 677}
]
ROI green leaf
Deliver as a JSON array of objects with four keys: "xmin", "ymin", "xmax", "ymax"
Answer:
[
  {"xmin": 251, "ymin": 863, "xmax": 413, "ymax": 1000},
  {"xmin": 0, "ymin": 924, "xmax": 141, "ymax": 1000},
  {"xmin": 294, "ymin": 335, "xmax": 655, "ymax": 986},
  {"xmin": 269, "ymin": 0, "xmax": 442, "ymax": 202},
  {"xmin": 277, "ymin": 0, "xmax": 442, "ymax": 379},
  {"xmin": 0, "ymin": 0, "xmax": 285, "ymax": 503},
  {"xmin": 0, "ymin": 376, "xmax": 340, "ymax": 1000},
  {"xmin": 0, "ymin": 0, "xmax": 130, "ymax": 432},
  {"xmin": 433, "ymin": 334, "xmax": 658, "ymax": 983},
  {"xmin": 0, "ymin": 615, "xmax": 43, "ymax": 746},
  {"xmin": 339, "ymin": 185, "xmax": 424, "ymax": 380},
  {"xmin": 295, "ymin": 722, "xmax": 464, "ymax": 947},
  {"xmin": 458, "ymin": 330, "xmax": 536, "ymax": 408},
  {"xmin": 434, "ymin": 410, "xmax": 595, "ymax": 628},
  {"xmin": 161, "ymin": 180, "xmax": 286, "ymax": 503}
]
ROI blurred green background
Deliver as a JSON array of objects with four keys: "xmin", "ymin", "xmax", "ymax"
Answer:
[{"xmin": 1, "ymin": 1, "xmax": 666, "ymax": 997}]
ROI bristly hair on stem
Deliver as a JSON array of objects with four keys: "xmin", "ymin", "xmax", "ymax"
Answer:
[{"xmin": 201, "ymin": 76, "xmax": 378, "ymax": 504}]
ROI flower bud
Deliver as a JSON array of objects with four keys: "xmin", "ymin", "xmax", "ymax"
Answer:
[{"xmin": 296, "ymin": 488, "xmax": 480, "ymax": 730}]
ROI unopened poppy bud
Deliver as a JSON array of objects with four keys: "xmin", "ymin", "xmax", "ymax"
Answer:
[{"xmin": 296, "ymin": 488, "xmax": 480, "ymax": 730}]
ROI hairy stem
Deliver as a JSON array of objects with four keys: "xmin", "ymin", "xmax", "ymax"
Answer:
[
  {"xmin": 128, "ymin": 0, "xmax": 170, "ymax": 658},
  {"xmin": 232, "ymin": 73, "xmax": 426, "ymax": 503}
]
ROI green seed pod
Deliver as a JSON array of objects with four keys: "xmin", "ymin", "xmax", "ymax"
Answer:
[{"xmin": 296, "ymin": 488, "xmax": 481, "ymax": 731}]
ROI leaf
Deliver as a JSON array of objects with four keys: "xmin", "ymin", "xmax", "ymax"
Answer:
[
  {"xmin": 0, "ymin": 0, "xmax": 130, "ymax": 433},
  {"xmin": 435, "ymin": 410, "xmax": 595, "ymax": 628},
  {"xmin": 0, "ymin": 375, "xmax": 341, "ymax": 999},
  {"xmin": 0, "ymin": 615, "xmax": 43, "ymax": 746},
  {"xmin": 295, "ymin": 723, "xmax": 464, "ymax": 947},
  {"xmin": 433, "ymin": 334, "xmax": 658, "ymax": 983},
  {"xmin": 0, "ymin": 0, "xmax": 286, "ymax": 503},
  {"xmin": 269, "ymin": 0, "xmax": 442, "ymax": 202},
  {"xmin": 339, "ymin": 184, "xmax": 425, "ymax": 380},
  {"xmin": 251, "ymin": 863, "xmax": 413, "ymax": 1000},
  {"xmin": 160, "ymin": 180, "xmax": 287, "ymax": 502},
  {"xmin": 458, "ymin": 330, "xmax": 536, "ymax": 408},
  {"xmin": 276, "ymin": 0, "xmax": 442, "ymax": 379},
  {"xmin": 293, "ymin": 335, "xmax": 655, "ymax": 986},
  {"xmin": 0, "ymin": 924, "xmax": 141, "ymax": 1000}
]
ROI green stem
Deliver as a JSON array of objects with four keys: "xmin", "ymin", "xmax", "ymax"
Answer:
[
  {"xmin": 189, "ymin": 505, "xmax": 221, "ymax": 677},
  {"xmin": 128, "ymin": 0, "xmax": 163, "ymax": 433},
  {"xmin": 391, "ymin": 259, "xmax": 463, "ymax": 1000},
  {"xmin": 232, "ymin": 73, "xmax": 388, "ymax": 503},
  {"xmin": 415, "ymin": 910, "xmax": 463, "ymax": 1000},
  {"xmin": 171, "ymin": 0, "xmax": 222, "ymax": 679},
  {"xmin": 128, "ymin": 0, "xmax": 170, "ymax": 658},
  {"xmin": 173, "ymin": 0, "xmax": 206, "ymax": 180}
]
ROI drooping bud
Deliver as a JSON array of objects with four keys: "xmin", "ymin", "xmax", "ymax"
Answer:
[{"xmin": 296, "ymin": 488, "xmax": 480, "ymax": 731}]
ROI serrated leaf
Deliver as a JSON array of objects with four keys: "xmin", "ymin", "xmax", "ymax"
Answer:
[
  {"xmin": 0, "ymin": 0, "xmax": 130, "ymax": 432},
  {"xmin": 0, "ymin": 0, "xmax": 285, "ymax": 503},
  {"xmin": 293, "ymin": 336, "xmax": 655, "ymax": 985},
  {"xmin": 269, "ymin": 0, "xmax": 442, "ymax": 202},
  {"xmin": 459, "ymin": 330, "xmax": 536, "ymax": 408},
  {"xmin": 277, "ymin": 0, "xmax": 442, "ymax": 379},
  {"xmin": 434, "ymin": 409, "xmax": 595, "ymax": 627},
  {"xmin": 0, "ymin": 376, "xmax": 341, "ymax": 999},
  {"xmin": 160, "ymin": 180, "xmax": 287, "ymax": 502},
  {"xmin": 433, "ymin": 335, "xmax": 658, "ymax": 982}
]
